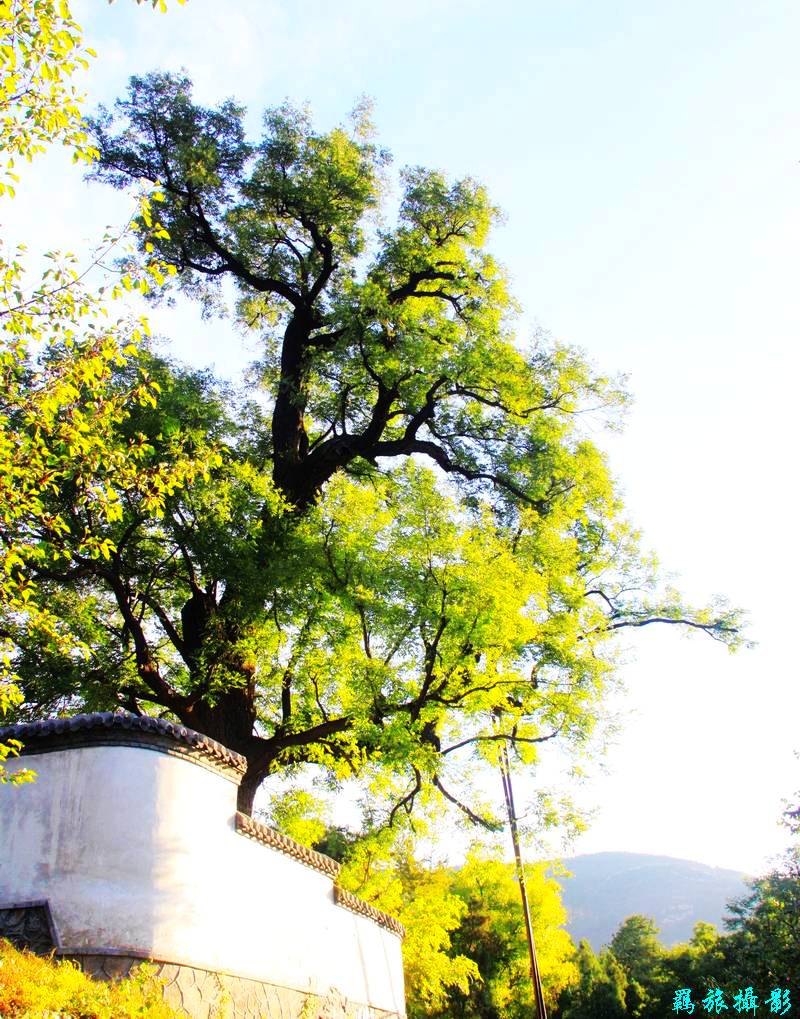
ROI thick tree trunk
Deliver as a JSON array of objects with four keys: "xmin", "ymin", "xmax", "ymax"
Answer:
[
  {"xmin": 177, "ymin": 585, "xmax": 261, "ymax": 759},
  {"xmin": 188, "ymin": 687, "xmax": 256, "ymax": 755},
  {"xmin": 272, "ymin": 313, "xmax": 312, "ymax": 498},
  {"xmin": 237, "ymin": 756, "xmax": 272, "ymax": 815}
]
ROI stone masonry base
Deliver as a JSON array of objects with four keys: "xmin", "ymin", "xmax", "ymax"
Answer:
[{"xmin": 69, "ymin": 953, "xmax": 401, "ymax": 1019}]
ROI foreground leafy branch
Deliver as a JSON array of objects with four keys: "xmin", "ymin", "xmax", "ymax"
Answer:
[{"xmin": 0, "ymin": 0, "xmax": 200, "ymax": 780}]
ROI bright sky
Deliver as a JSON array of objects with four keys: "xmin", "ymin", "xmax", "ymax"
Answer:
[{"xmin": 10, "ymin": 0, "xmax": 799, "ymax": 875}]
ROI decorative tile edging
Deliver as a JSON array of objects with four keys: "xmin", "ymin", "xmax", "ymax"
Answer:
[
  {"xmin": 234, "ymin": 811, "xmax": 342, "ymax": 879},
  {"xmin": 233, "ymin": 813, "xmax": 404, "ymax": 939},
  {"xmin": 0, "ymin": 712, "xmax": 247, "ymax": 780},
  {"xmin": 333, "ymin": 887, "xmax": 405, "ymax": 941}
]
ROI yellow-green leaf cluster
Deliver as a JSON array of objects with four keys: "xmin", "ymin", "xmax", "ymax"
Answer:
[
  {"xmin": 334, "ymin": 830, "xmax": 480, "ymax": 1015},
  {"xmin": 0, "ymin": 937, "xmax": 181, "ymax": 1017},
  {"xmin": 448, "ymin": 852, "xmax": 578, "ymax": 1018},
  {"xmin": 0, "ymin": 0, "xmax": 201, "ymax": 779},
  {"xmin": 331, "ymin": 826, "xmax": 576, "ymax": 1019},
  {"xmin": 0, "ymin": 0, "xmax": 95, "ymax": 187}
]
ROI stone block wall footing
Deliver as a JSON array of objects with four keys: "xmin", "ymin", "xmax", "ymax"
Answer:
[{"xmin": 69, "ymin": 954, "xmax": 400, "ymax": 1019}]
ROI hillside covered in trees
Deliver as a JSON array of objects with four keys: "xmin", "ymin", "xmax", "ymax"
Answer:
[{"xmin": 556, "ymin": 852, "xmax": 748, "ymax": 948}]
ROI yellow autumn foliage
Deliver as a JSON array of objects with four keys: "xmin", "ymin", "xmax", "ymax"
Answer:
[{"xmin": 0, "ymin": 939, "xmax": 180, "ymax": 1018}]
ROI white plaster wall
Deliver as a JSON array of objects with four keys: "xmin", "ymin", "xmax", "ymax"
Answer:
[{"xmin": 0, "ymin": 747, "xmax": 405, "ymax": 1014}]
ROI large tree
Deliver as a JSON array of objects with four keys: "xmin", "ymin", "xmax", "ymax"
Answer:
[
  {"xmin": 10, "ymin": 70, "xmax": 743, "ymax": 815},
  {"xmin": 440, "ymin": 853, "xmax": 576, "ymax": 1019}
]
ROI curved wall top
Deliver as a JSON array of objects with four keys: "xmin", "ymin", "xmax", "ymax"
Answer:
[
  {"xmin": 0, "ymin": 712, "xmax": 248, "ymax": 778},
  {"xmin": 0, "ymin": 713, "xmax": 405, "ymax": 1016}
]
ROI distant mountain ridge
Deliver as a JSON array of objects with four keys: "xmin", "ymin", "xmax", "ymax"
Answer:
[{"xmin": 553, "ymin": 852, "xmax": 749, "ymax": 949}]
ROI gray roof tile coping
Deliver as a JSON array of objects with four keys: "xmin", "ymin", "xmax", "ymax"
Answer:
[
  {"xmin": 234, "ymin": 811, "xmax": 342, "ymax": 879},
  {"xmin": 0, "ymin": 711, "xmax": 247, "ymax": 775}
]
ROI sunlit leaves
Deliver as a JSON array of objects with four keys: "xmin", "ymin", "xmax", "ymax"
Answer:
[
  {"xmin": 0, "ymin": 0, "xmax": 95, "ymax": 184},
  {"xmin": 329, "ymin": 831, "xmax": 576, "ymax": 1018},
  {"xmin": 0, "ymin": 0, "xmax": 199, "ymax": 781}
]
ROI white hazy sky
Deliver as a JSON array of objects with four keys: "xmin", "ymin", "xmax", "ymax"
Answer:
[{"xmin": 9, "ymin": 0, "xmax": 799, "ymax": 875}]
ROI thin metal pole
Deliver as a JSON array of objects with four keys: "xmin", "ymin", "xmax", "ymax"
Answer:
[{"xmin": 499, "ymin": 740, "xmax": 548, "ymax": 1019}]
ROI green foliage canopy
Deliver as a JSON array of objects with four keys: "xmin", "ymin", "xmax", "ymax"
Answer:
[
  {"xmin": 721, "ymin": 847, "xmax": 800, "ymax": 987},
  {"xmin": 557, "ymin": 940, "xmax": 628, "ymax": 1019},
  {"xmin": 9, "ymin": 70, "xmax": 744, "ymax": 817},
  {"xmin": 555, "ymin": 845, "xmax": 800, "ymax": 1019}
]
